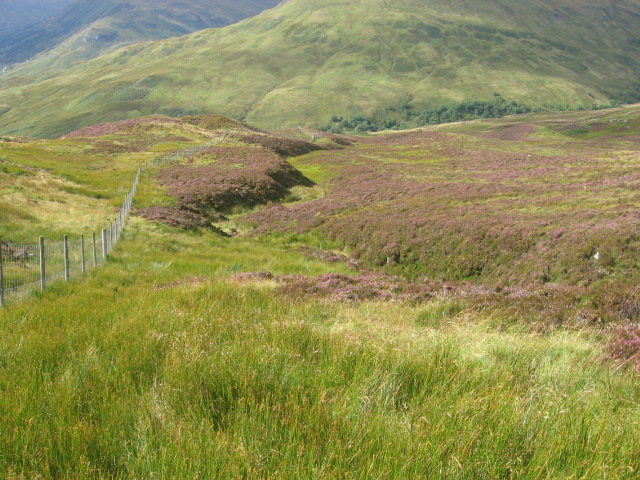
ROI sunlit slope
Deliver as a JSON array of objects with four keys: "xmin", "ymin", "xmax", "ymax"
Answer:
[
  {"xmin": 1, "ymin": 0, "xmax": 639, "ymax": 137},
  {"xmin": 0, "ymin": 113, "xmax": 316, "ymax": 241}
]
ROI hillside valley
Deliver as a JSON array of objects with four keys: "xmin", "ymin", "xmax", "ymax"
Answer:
[
  {"xmin": 1, "ymin": 0, "xmax": 639, "ymax": 137},
  {"xmin": 1, "ymin": 0, "xmax": 640, "ymax": 473}
]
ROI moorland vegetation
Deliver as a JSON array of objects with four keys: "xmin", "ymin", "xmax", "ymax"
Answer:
[{"xmin": 0, "ymin": 107, "xmax": 639, "ymax": 477}]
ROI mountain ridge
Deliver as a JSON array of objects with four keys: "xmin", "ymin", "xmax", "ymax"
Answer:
[
  {"xmin": 1, "ymin": 0, "xmax": 639, "ymax": 137},
  {"xmin": 0, "ymin": 0, "xmax": 280, "ymax": 70}
]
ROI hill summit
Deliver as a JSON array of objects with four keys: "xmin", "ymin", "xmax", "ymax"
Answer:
[{"xmin": 1, "ymin": 0, "xmax": 639, "ymax": 137}]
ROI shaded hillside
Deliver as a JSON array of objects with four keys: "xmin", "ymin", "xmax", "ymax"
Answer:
[
  {"xmin": 0, "ymin": 0, "xmax": 280, "ymax": 71},
  {"xmin": 1, "ymin": 0, "xmax": 639, "ymax": 137},
  {"xmin": 0, "ymin": 0, "xmax": 74, "ymax": 39}
]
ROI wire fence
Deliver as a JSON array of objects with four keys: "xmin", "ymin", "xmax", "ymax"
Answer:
[
  {"xmin": 0, "ymin": 167, "xmax": 141, "ymax": 306},
  {"xmin": 0, "ymin": 135, "xmax": 224, "ymax": 307}
]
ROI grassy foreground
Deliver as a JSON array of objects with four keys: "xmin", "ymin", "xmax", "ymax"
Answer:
[
  {"xmin": 1, "ymin": 110, "xmax": 639, "ymax": 478},
  {"xmin": 0, "ymin": 219, "xmax": 639, "ymax": 478}
]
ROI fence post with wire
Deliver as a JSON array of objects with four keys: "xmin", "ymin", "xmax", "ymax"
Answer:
[{"xmin": 0, "ymin": 167, "xmax": 141, "ymax": 306}]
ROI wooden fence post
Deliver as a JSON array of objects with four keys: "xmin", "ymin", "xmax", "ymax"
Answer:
[
  {"xmin": 0, "ymin": 246, "xmax": 5, "ymax": 307},
  {"xmin": 0, "ymin": 168, "xmax": 143, "ymax": 305},
  {"xmin": 81, "ymin": 235, "xmax": 86, "ymax": 273},
  {"xmin": 63, "ymin": 235, "xmax": 70, "ymax": 281},
  {"xmin": 39, "ymin": 236, "xmax": 46, "ymax": 292},
  {"xmin": 92, "ymin": 232, "xmax": 97, "ymax": 268}
]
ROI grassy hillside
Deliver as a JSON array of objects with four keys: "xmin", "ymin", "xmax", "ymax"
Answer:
[
  {"xmin": 1, "ymin": 0, "xmax": 639, "ymax": 138},
  {"xmin": 1, "ymin": 109, "xmax": 640, "ymax": 478},
  {"xmin": 0, "ymin": 0, "xmax": 280, "ymax": 70},
  {"xmin": 0, "ymin": 113, "xmax": 315, "ymax": 241}
]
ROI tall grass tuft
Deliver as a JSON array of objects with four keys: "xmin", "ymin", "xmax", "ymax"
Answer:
[{"xmin": 0, "ymin": 223, "xmax": 639, "ymax": 478}]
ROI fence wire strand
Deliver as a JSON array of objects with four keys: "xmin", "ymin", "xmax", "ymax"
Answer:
[{"xmin": 0, "ymin": 168, "xmax": 141, "ymax": 305}]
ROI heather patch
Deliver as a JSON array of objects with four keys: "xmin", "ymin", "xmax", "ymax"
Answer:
[
  {"xmin": 139, "ymin": 146, "xmax": 313, "ymax": 230},
  {"xmin": 480, "ymin": 124, "xmax": 537, "ymax": 141},
  {"xmin": 61, "ymin": 115, "xmax": 185, "ymax": 138},
  {"xmin": 278, "ymin": 272, "xmax": 434, "ymax": 302},
  {"xmin": 246, "ymin": 165, "xmax": 424, "ymax": 234},
  {"xmin": 228, "ymin": 132, "xmax": 322, "ymax": 157},
  {"xmin": 232, "ymin": 265, "xmax": 640, "ymax": 328},
  {"xmin": 135, "ymin": 205, "xmax": 226, "ymax": 232},
  {"xmin": 245, "ymin": 115, "xmax": 640, "ymax": 287},
  {"xmin": 273, "ymin": 128, "xmax": 357, "ymax": 150},
  {"xmin": 180, "ymin": 114, "xmax": 254, "ymax": 132},
  {"xmin": 606, "ymin": 323, "xmax": 640, "ymax": 372},
  {"xmin": 232, "ymin": 271, "xmax": 437, "ymax": 302}
]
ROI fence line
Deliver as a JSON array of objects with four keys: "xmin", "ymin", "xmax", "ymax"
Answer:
[
  {"xmin": 0, "ymin": 135, "xmax": 212, "ymax": 306},
  {"xmin": 0, "ymin": 167, "xmax": 141, "ymax": 306}
]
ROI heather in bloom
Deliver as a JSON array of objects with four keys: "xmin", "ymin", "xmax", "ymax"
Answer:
[
  {"xmin": 607, "ymin": 324, "xmax": 640, "ymax": 371},
  {"xmin": 246, "ymin": 123, "xmax": 640, "ymax": 287}
]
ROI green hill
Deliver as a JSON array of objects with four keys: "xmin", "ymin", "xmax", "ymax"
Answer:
[
  {"xmin": 0, "ymin": 0, "xmax": 280, "ymax": 70},
  {"xmin": 1, "ymin": 0, "xmax": 640, "ymax": 138}
]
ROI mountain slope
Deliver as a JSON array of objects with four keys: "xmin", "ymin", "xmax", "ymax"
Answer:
[
  {"xmin": 0, "ymin": 0, "xmax": 280, "ymax": 70},
  {"xmin": 0, "ymin": 0, "xmax": 75, "ymax": 38},
  {"xmin": 1, "ymin": 0, "xmax": 639, "ymax": 137}
]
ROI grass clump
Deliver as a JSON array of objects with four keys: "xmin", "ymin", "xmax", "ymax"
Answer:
[{"xmin": 0, "ymin": 221, "xmax": 639, "ymax": 478}]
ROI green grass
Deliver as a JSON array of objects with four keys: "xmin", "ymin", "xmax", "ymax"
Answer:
[
  {"xmin": 0, "ymin": 0, "xmax": 280, "ymax": 73},
  {"xmin": 2, "ymin": 0, "xmax": 640, "ymax": 137},
  {"xmin": 1, "ymin": 108, "xmax": 640, "ymax": 478},
  {"xmin": 1, "ymin": 219, "xmax": 639, "ymax": 478},
  {"xmin": 0, "ymin": 139, "xmax": 138, "ymax": 242}
]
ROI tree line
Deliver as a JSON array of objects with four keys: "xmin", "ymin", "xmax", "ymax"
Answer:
[{"xmin": 318, "ymin": 94, "xmax": 620, "ymax": 134}]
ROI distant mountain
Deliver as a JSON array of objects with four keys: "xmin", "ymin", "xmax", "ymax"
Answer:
[
  {"xmin": 1, "ymin": 0, "xmax": 639, "ymax": 137},
  {"xmin": 0, "ymin": 0, "xmax": 280, "ymax": 70},
  {"xmin": 0, "ymin": 0, "xmax": 75, "ymax": 37}
]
